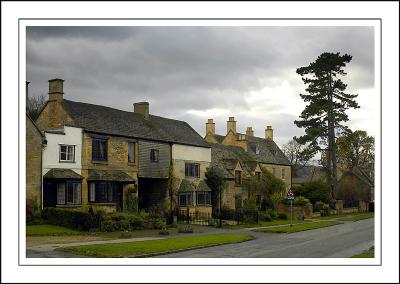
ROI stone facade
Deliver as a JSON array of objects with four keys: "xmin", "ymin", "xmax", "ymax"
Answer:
[
  {"xmin": 26, "ymin": 115, "xmax": 43, "ymax": 209},
  {"xmin": 261, "ymin": 163, "xmax": 292, "ymax": 189}
]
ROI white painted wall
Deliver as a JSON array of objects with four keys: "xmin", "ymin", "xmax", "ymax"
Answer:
[
  {"xmin": 42, "ymin": 126, "xmax": 83, "ymax": 176},
  {"xmin": 172, "ymin": 144, "xmax": 211, "ymax": 162}
]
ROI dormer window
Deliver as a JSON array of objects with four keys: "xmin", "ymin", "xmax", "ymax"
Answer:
[
  {"xmin": 255, "ymin": 145, "xmax": 260, "ymax": 155},
  {"xmin": 235, "ymin": 170, "xmax": 242, "ymax": 186}
]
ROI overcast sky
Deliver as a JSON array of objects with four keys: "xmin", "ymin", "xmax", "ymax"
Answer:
[{"xmin": 26, "ymin": 26, "xmax": 375, "ymax": 148}]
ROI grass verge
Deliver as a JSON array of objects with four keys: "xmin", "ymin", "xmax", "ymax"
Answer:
[
  {"xmin": 253, "ymin": 221, "xmax": 341, "ymax": 233},
  {"xmin": 26, "ymin": 224, "xmax": 83, "ymax": 236},
  {"xmin": 337, "ymin": 213, "xmax": 374, "ymax": 222},
  {"xmin": 56, "ymin": 234, "xmax": 254, "ymax": 257},
  {"xmin": 225, "ymin": 219, "xmax": 309, "ymax": 230},
  {"xmin": 351, "ymin": 246, "xmax": 374, "ymax": 258}
]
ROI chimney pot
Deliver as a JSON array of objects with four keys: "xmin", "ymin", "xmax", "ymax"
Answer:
[
  {"xmin": 48, "ymin": 78, "xmax": 64, "ymax": 101},
  {"xmin": 246, "ymin": 126, "xmax": 254, "ymax": 137},
  {"xmin": 134, "ymin": 102, "xmax": 150, "ymax": 119}
]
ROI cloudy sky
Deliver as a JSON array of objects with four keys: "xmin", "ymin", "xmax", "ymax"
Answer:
[{"xmin": 26, "ymin": 26, "xmax": 375, "ymax": 148}]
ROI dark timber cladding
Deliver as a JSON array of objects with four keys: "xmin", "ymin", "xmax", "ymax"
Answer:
[{"xmin": 138, "ymin": 140, "xmax": 170, "ymax": 178}]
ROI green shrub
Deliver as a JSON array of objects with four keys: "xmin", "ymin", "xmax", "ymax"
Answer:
[
  {"xmin": 314, "ymin": 201, "xmax": 324, "ymax": 212},
  {"xmin": 320, "ymin": 204, "xmax": 330, "ymax": 216},
  {"xmin": 259, "ymin": 212, "xmax": 272, "ymax": 222},
  {"xmin": 159, "ymin": 228, "xmax": 170, "ymax": 235},
  {"xmin": 278, "ymin": 213, "xmax": 288, "ymax": 220},
  {"xmin": 99, "ymin": 212, "xmax": 165, "ymax": 232},
  {"xmin": 292, "ymin": 180, "xmax": 332, "ymax": 204},
  {"xmin": 267, "ymin": 209, "xmax": 277, "ymax": 219},
  {"xmin": 41, "ymin": 207, "xmax": 102, "ymax": 231},
  {"xmin": 293, "ymin": 196, "xmax": 310, "ymax": 206},
  {"xmin": 124, "ymin": 189, "xmax": 138, "ymax": 213}
]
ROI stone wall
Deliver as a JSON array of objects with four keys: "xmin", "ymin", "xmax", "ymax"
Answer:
[
  {"xmin": 261, "ymin": 164, "xmax": 292, "ymax": 189},
  {"xmin": 26, "ymin": 116, "xmax": 43, "ymax": 209},
  {"xmin": 277, "ymin": 202, "xmax": 313, "ymax": 219},
  {"xmin": 222, "ymin": 180, "xmax": 243, "ymax": 210},
  {"xmin": 35, "ymin": 100, "xmax": 74, "ymax": 131}
]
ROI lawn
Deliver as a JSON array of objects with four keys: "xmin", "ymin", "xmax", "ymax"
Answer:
[
  {"xmin": 57, "ymin": 234, "xmax": 254, "ymax": 257},
  {"xmin": 26, "ymin": 224, "xmax": 83, "ymax": 236},
  {"xmin": 337, "ymin": 212, "xmax": 374, "ymax": 222},
  {"xmin": 313, "ymin": 212, "xmax": 374, "ymax": 221},
  {"xmin": 253, "ymin": 221, "xmax": 341, "ymax": 233},
  {"xmin": 351, "ymin": 246, "xmax": 374, "ymax": 258},
  {"xmin": 225, "ymin": 219, "xmax": 310, "ymax": 230}
]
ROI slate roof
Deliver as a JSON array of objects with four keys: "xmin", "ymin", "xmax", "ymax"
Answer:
[
  {"xmin": 61, "ymin": 99, "xmax": 209, "ymax": 148},
  {"xmin": 43, "ymin": 169, "xmax": 82, "ymax": 179},
  {"xmin": 211, "ymin": 133, "xmax": 291, "ymax": 165},
  {"xmin": 178, "ymin": 179, "xmax": 196, "ymax": 192},
  {"xmin": 209, "ymin": 143, "xmax": 256, "ymax": 179},
  {"xmin": 87, "ymin": 169, "xmax": 136, "ymax": 183},
  {"xmin": 292, "ymin": 166, "xmax": 328, "ymax": 185},
  {"xmin": 196, "ymin": 180, "xmax": 212, "ymax": 192}
]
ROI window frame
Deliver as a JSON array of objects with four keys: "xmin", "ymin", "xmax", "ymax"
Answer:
[
  {"xmin": 196, "ymin": 191, "xmax": 211, "ymax": 205},
  {"xmin": 150, "ymin": 149, "xmax": 159, "ymax": 162},
  {"xmin": 255, "ymin": 171, "xmax": 261, "ymax": 181},
  {"xmin": 185, "ymin": 163, "xmax": 200, "ymax": 178},
  {"xmin": 128, "ymin": 142, "xmax": 136, "ymax": 163},
  {"xmin": 234, "ymin": 170, "xmax": 242, "ymax": 186},
  {"xmin": 88, "ymin": 182, "xmax": 118, "ymax": 204},
  {"xmin": 59, "ymin": 144, "xmax": 75, "ymax": 162},
  {"xmin": 179, "ymin": 192, "xmax": 193, "ymax": 207},
  {"xmin": 92, "ymin": 137, "xmax": 108, "ymax": 162},
  {"xmin": 281, "ymin": 168, "xmax": 286, "ymax": 179},
  {"xmin": 56, "ymin": 181, "xmax": 82, "ymax": 206}
]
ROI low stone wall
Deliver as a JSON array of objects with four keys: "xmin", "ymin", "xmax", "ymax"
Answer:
[{"xmin": 277, "ymin": 203, "xmax": 313, "ymax": 219}]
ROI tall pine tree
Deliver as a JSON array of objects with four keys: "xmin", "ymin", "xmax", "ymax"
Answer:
[{"xmin": 294, "ymin": 52, "xmax": 359, "ymax": 198}]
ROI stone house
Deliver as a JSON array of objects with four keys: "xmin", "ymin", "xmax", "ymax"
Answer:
[
  {"xmin": 35, "ymin": 78, "xmax": 211, "ymax": 213},
  {"xmin": 26, "ymin": 115, "xmax": 45, "ymax": 212},
  {"xmin": 204, "ymin": 117, "xmax": 292, "ymax": 210}
]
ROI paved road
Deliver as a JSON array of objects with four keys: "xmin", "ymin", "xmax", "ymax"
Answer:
[{"xmin": 156, "ymin": 219, "xmax": 374, "ymax": 258}]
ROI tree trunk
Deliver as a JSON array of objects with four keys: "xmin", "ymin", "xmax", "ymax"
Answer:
[{"xmin": 328, "ymin": 71, "xmax": 338, "ymax": 199}]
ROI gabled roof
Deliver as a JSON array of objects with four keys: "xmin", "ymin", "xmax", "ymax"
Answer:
[
  {"xmin": 43, "ymin": 169, "xmax": 82, "ymax": 179},
  {"xmin": 210, "ymin": 132, "xmax": 290, "ymax": 165},
  {"xmin": 61, "ymin": 99, "xmax": 209, "ymax": 148},
  {"xmin": 292, "ymin": 165, "xmax": 328, "ymax": 184}
]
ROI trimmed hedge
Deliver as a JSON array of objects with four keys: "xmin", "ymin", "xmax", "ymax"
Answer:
[
  {"xmin": 41, "ymin": 208, "xmax": 103, "ymax": 231},
  {"xmin": 100, "ymin": 212, "xmax": 166, "ymax": 232}
]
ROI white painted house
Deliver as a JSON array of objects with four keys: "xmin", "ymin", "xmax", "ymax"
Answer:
[{"xmin": 42, "ymin": 126, "xmax": 83, "ymax": 208}]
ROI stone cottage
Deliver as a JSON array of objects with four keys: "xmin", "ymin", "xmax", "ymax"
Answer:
[{"xmin": 34, "ymin": 78, "xmax": 211, "ymax": 214}]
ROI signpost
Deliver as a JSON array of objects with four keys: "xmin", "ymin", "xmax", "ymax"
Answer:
[{"xmin": 286, "ymin": 188, "xmax": 295, "ymax": 227}]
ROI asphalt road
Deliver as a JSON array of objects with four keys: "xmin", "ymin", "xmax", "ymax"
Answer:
[{"xmin": 156, "ymin": 218, "xmax": 374, "ymax": 258}]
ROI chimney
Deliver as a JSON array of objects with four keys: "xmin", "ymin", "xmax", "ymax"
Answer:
[
  {"xmin": 246, "ymin": 127, "xmax": 254, "ymax": 137},
  {"xmin": 227, "ymin": 116, "xmax": 236, "ymax": 135},
  {"xmin": 26, "ymin": 81, "xmax": 30, "ymax": 103},
  {"xmin": 48, "ymin": 78, "xmax": 64, "ymax": 102},
  {"xmin": 265, "ymin": 126, "xmax": 273, "ymax": 141},
  {"xmin": 134, "ymin": 102, "xmax": 149, "ymax": 120},
  {"xmin": 206, "ymin": 118, "xmax": 215, "ymax": 136}
]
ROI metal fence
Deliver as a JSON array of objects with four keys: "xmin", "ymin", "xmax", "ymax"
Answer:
[{"xmin": 177, "ymin": 209, "xmax": 260, "ymax": 226}]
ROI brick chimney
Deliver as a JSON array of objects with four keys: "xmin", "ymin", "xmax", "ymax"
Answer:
[
  {"xmin": 134, "ymin": 102, "xmax": 149, "ymax": 120},
  {"xmin": 227, "ymin": 117, "xmax": 236, "ymax": 135},
  {"xmin": 265, "ymin": 126, "xmax": 273, "ymax": 141},
  {"xmin": 48, "ymin": 79, "xmax": 64, "ymax": 102},
  {"xmin": 206, "ymin": 119, "xmax": 215, "ymax": 136},
  {"xmin": 246, "ymin": 127, "xmax": 254, "ymax": 137}
]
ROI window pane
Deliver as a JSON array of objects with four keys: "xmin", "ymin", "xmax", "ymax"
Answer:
[
  {"xmin": 89, "ymin": 183, "xmax": 96, "ymax": 202},
  {"xmin": 128, "ymin": 142, "xmax": 135, "ymax": 163},
  {"xmin": 73, "ymin": 183, "xmax": 81, "ymax": 204},
  {"xmin": 179, "ymin": 194, "xmax": 186, "ymax": 206},
  {"xmin": 107, "ymin": 183, "xmax": 113, "ymax": 202},
  {"xmin": 57, "ymin": 183, "xmax": 65, "ymax": 204},
  {"xmin": 66, "ymin": 183, "xmax": 74, "ymax": 203}
]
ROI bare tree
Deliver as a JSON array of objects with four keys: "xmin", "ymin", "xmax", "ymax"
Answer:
[
  {"xmin": 282, "ymin": 139, "xmax": 313, "ymax": 170},
  {"xmin": 26, "ymin": 94, "xmax": 46, "ymax": 121}
]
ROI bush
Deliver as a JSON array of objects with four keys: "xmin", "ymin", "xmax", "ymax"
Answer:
[
  {"xmin": 159, "ymin": 228, "xmax": 170, "ymax": 235},
  {"xmin": 314, "ymin": 201, "xmax": 324, "ymax": 212},
  {"xmin": 266, "ymin": 209, "xmax": 277, "ymax": 219},
  {"xmin": 292, "ymin": 180, "xmax": 331, "ymax": 204},
  {"xmin": 278, "ymin": 213, "xmax": 288, "ymax": 220},
  {"xmin": 320, "ymin": 204, "xmax": 330, "ymax": 216},
  {"xmin": 26, "ymin": 201, "xmax": 42, "ymax": 224},
  {"xmin": 293, "ymin": 196, "xmax": 311, "ymax": 206},
  {"xmin": 259, "ymin": 212, "xmax": 272, "ymax": 222},
  {"xmin": 99, "ymin": 212, "xmax": 165, "ymax": 232},
  {"xmin": 41, "ymin": 207, "xmax": 102, "ymax": 231},
  {"xmin": 124, "ymin": 189, "xmax": 138, "ymax": 213}
]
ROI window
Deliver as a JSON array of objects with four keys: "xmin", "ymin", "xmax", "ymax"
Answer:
[
  {"xmin": 255, "ymin": 172, "xmax": 261, "ymax": 181},
  {"xmin": 255, "ymin": 145, "xmax": 260, "ymax": 155},
  {"xmin": 179, "ymin": 192, "xmax": 193, "ymax": 206},
  {"xmin": 235, "ymin": 195, "xmax": 242, "ymax": 209},
  {"xmin": 56, "ymin": 182, "xmax": 81, "ymax": 205},
  {"xmin": 59, "ymin": 145, "xmax": 75, "ymax": 162},
  {"xmin": 92, "ymin": 138, "xmax": 107, "ymax": 161},
  {"xmin": 196, "ymin": 191, "xmax": 211, "ymax": 205},
  {"xmin": 150, "ymin": 149, "xmax": 159, "ymax": 162},
  {"xmin": 128, "ymin": 142, "xmax": 135, "ymax": 163},
  {"xmin": 272, "ymin": 167, "xmax": 276, "ymax": 175},
  {"xmin": 235, "ymin": 170, "xmax": 242, "ymax": 186},
  {"xmin": 185, "ymin": 163, "xmax": 200, "ymax": 178},
  {"xmin": 281, "ymin": 168, "xmax": 286, "ymax": 179},
  {"xmin": 88, "ymin": 182, "xmax": 118, "ymax": 203}
]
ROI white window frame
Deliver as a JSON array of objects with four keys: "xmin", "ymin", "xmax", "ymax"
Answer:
[{"xmin": 59, "ymin": 144, "xmax": 75, "ymax": 162}]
